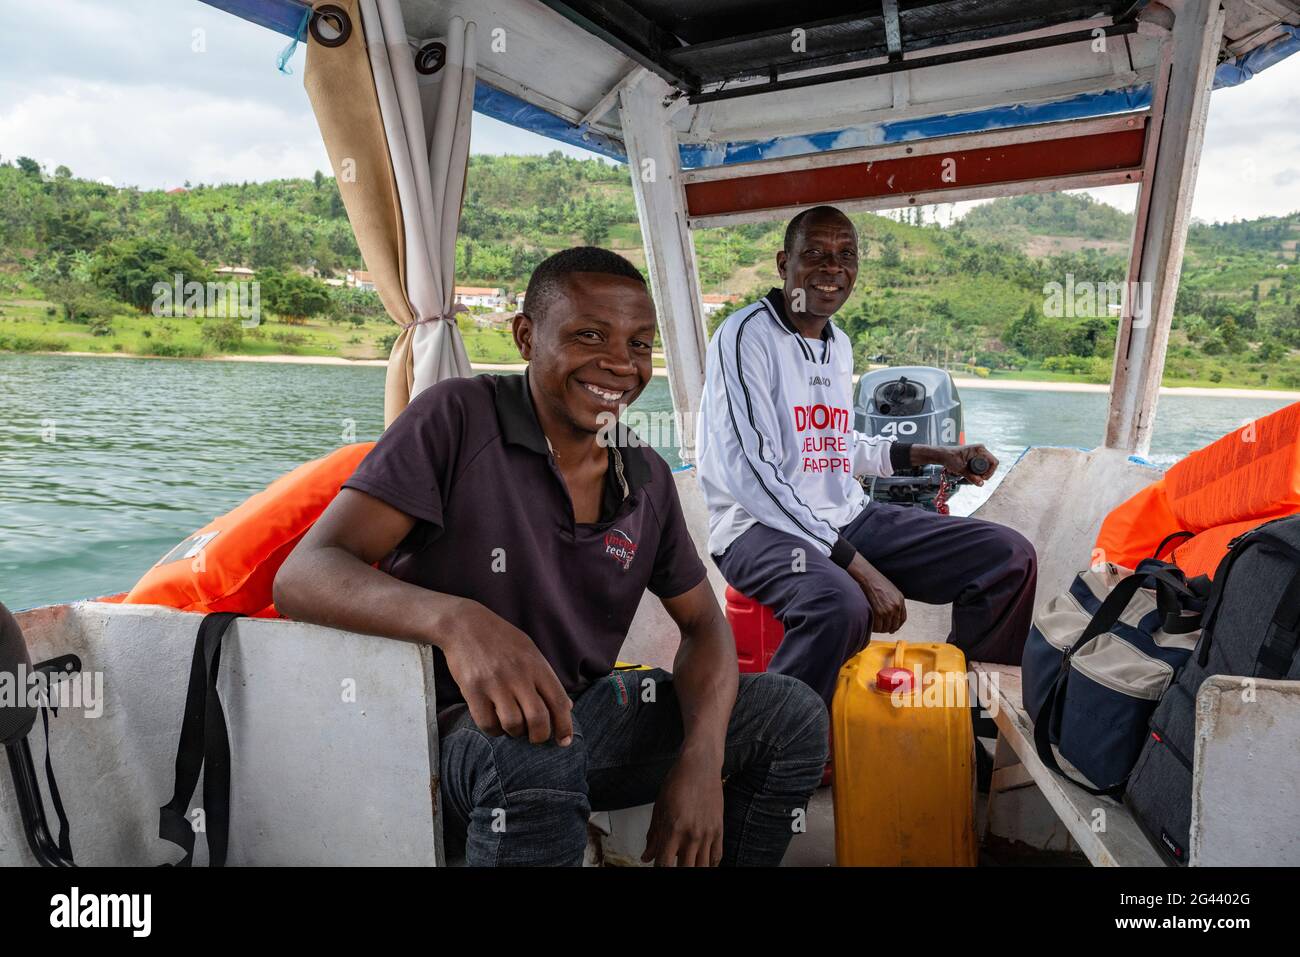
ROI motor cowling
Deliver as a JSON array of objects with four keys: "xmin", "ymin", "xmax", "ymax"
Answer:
[{"xmin": 853, "ymin": 366, "xmax": 966, "ymax": 510}]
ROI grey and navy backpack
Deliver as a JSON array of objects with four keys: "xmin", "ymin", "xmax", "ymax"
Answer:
[{"xmin": 1125, "ymin": 515, "xmax": 1300, "ymax": 864}]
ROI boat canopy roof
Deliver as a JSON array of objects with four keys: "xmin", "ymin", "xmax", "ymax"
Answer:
[{"xmin": 205, "ymin": 0, "xmax": 1299, "ymax": 166}]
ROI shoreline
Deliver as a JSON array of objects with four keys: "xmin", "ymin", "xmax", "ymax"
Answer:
[{"xmin": 23, "ymin": 350, "xmax": 1300, "ymax": 401}]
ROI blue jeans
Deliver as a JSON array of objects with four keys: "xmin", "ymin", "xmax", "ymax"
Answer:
[{"xmin": 439, "ymin": 669, "xmax": 828, "ymax": 866}]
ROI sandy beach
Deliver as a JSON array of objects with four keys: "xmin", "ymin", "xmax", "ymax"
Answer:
[{"xmin": 34, "ymin": 350, "xmax": 1300, "ymax": 400}]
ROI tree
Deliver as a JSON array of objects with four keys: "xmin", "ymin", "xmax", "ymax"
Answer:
[
  {"xmin": 1005, "ymin": 305, "xmax": 1043, "ymax": 357},
  {"xmin": 44, "ymin": 278, "xmax": 118, "ymax": 324},
  {"xmin": 91, "ymin": 238, "xmax": 210, "ymax": 312},
  {"xmin": 879, "ymin": 233, "xmax": 901, "ymax": 268},
  {"xmin": 1065, "ymin": 316, "xmax": 1109, "ymax": 357},
  {"xmin": 260, "ymin": 269, "xmax": 331, "ymax": 323},
  {"xmin": 16, "ymin": 156, "xmax": 41, "ymax": 176}
]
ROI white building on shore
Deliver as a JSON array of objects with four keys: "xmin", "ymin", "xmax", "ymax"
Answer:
[{"xmin": 454, "ymin": 286, "xmax": 507, "ymax": 309}]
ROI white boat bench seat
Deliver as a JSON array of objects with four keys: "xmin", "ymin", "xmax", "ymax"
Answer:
[{"xmin": 1, "ymin": 602, "xmax": 443, "ymax": 866}]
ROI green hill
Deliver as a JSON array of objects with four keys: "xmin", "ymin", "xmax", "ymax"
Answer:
[
  {"xmin": 962, "ymin": 191, "xmax": 1133, "ymax": 241},
  {"xmin": 1, "ymin": 155, "xmax": 1298, "ymax": 389}
]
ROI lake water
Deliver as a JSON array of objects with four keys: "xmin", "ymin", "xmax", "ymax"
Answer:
[{"xmin": 1, "ymin": 353, "xmax": 1293, "ymax": 609}]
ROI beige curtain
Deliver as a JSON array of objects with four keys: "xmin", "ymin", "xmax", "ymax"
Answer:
[{"xmin": 305, "ymin": 0, "xmax": 476, "ymax": 426}]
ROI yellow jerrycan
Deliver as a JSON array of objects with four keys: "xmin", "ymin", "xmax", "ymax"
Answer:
[{"xmin": 831, "ymin": 640, "xmax": 977, "ymax": 866}]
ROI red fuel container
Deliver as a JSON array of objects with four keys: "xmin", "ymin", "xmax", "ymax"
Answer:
[{"xmin": 724, "ymin": 586, "xmax": 786, "ymax": 673}]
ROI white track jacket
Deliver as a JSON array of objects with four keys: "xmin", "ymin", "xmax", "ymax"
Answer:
[{"xmin": 696, "ymin": 289, "xmax": 900, "ymax": 567}]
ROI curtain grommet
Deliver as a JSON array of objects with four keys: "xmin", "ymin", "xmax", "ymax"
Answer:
[
  {"xmin": 415, "ymin": 41, "xmax": 446, "ymax": 75},
  {"xmin": 310, "ymin": 4, "xmax": 352, "ymax": 48}
]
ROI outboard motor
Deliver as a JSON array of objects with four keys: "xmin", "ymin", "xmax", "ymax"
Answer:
[{"xmin": 854, "ymin": 366, "xmax": 966, "ymax": 510}]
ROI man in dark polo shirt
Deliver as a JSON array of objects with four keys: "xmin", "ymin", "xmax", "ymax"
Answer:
[{"xmin": 274, "ymin": 247, "xmax": 827, "ymax": 867}]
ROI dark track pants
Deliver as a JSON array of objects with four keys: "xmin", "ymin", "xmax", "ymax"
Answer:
[{"xmin": 715, "ymin": 502, "xmax": 1038, "ymax": 707}]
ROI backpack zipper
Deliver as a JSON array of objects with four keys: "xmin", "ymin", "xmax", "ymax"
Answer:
[
  {"xmin": 1070, "ymin": 638, "xmax": 1174, "ymax": 699},
  {"xmin": 1148, "ymin": 725, "xmax": 1193, "ymax": 772}
]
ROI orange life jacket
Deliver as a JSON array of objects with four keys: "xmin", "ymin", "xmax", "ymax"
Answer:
[
  {"xmin": 1095, "ymin": 402, "xmax": 1300, "ymax": 577},
  {"xmin": 123, "ymin": 443, "xmax": 375, "ymax": 616},
  {"xmin": 1091, "ymin": 480, "xmax": 1180, "ymax": 570},
  {"xmin": 1164, "ymin": 517, "xmax": 1275, "ymax": 579},
  {"xmin": 1164, "ymin": 402, "xmax": 1300, "ymax": 531}
]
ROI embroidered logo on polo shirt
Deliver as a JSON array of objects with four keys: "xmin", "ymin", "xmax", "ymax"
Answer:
[{"xmin": 603, "ymin": 528, "xmax": 638, "ymax": 570}]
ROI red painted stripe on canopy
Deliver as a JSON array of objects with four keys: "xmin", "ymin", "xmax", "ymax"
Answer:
[{"xmin": 683, "ymin": 127, "xmax": 1146, "ymax": 217}]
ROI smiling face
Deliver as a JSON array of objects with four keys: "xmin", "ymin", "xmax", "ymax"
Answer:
[
  {"xmin": 777, "ymin": 209, "xmax": 859, "ymax": 321},
  {"xmin": 512, "ymin": 271, "xmax": 656, "ymax": 436}
]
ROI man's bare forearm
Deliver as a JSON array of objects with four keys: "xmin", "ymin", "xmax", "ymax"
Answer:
[
  {"xmin": 273, "ymin": 546, "xmax": 463, "ymax": 649},
  {"xmin": 670, "ymin": 599, "xmax": 739, "ymax": 770}
]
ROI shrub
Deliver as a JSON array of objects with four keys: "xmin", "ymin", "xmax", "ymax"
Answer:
[
  {"xmin": 145, "ymin": 338, "xmax": 204, "ymax": 358},
  {"xmin": 270, "ymin": 329, "xmax": 307, "ymax": 347},
  {"xmin": 0, "ymin": 333, "xmax": 68, "ymax": 352},
  {"xmin": 200, "ymin": 317, "xmax": 244, "ymax": 352},
  {"xmin": 1042, "ymin": 354, "xmax": 1110, "ymax": 382}
]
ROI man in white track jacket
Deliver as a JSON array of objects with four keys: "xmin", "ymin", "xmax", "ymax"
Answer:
[{"xmin": 696, "ymin": 205, "xmax": 1038, "ymax": 706}]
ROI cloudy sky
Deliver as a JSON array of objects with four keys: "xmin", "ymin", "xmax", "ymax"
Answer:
[{"xmin": 2, "ymin": 0, "xmax": 1298, "ymax": 225}]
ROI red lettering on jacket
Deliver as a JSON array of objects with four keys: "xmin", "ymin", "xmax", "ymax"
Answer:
[{"xmin": 792, "ymin": 404, "xmax": 849, "ymax": 433}]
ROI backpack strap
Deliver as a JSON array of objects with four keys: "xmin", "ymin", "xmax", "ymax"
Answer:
[
  {"xmin": 1152, "ymin": 530, "xmax": 1194, "ymax": 560},
  {"xmin": 1255, "ymin": 566, "xmax": 1300, "ymax": 680},
  {"xmin": 1196, "ymin": 534, "xmax": 1266, "ymax": 668},
  {"xmin": 159, "ymin": 612, "xmax": 243, "ymax": 867},
  {"xmin": 1032, "ymin": 673, "xmax": 1123, "ymax": 798},
  {"xmin": 39, "ymin": 705, "xmax": 73, "ymax": 862},
  {"xmin": 1136, "ymin": 561, "xmax": 1210, "ymax": 634}
]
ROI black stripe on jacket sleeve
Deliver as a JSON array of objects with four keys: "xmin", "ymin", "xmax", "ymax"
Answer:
[{"xmin": 889, "ymin": 441, "xmax": 914, "ymax": 472}]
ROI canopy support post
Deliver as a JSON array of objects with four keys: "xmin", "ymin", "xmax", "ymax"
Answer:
[
  {"xmin": 1104, "ymin": 0, "xmax": 1224, "ymax": 454},
  {"xmin": 619, "ymin": 72, "xmax": 708, "ymax": 465}
]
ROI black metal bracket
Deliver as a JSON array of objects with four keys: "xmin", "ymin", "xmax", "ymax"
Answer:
[
  {"xmin": 416, "ymin": 40, "xmax": 447, "ymax": 76},
  {"xmin": 6, "ymin": 739, "xmax": 74, "ymax": 867},
  {"xmin": 310, "ymin": 4, "xmax": 352, "ymax": 48},
  {"xmin": 4, "ymin": 654, "xmax": 82, "ymax": 867}
]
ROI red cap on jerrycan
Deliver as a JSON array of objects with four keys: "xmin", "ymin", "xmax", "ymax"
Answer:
[
  {"xmin": 874, "ymin": 642, "xmax": 914, "ymax": 693},
  {"xmin": 875, "ymin": 667, "xmax": 912, "ymax": 693}
]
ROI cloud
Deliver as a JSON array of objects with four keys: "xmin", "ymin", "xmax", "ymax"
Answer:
[
  {"xmin": 0, "ymin": 0, "xmax": 602, "ymax": 189},
  {"xmin": 0, "ymin": 79, "xmax": 329, "ymax": 189}
]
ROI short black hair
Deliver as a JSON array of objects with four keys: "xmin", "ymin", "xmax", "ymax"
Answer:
[
  {"xmin": 523, "ymin": 246, "xmax": 647, "ymax": 323},
  {"xmin": 783, "ymin": 205, "xmax": 855, "ymax": 254}
]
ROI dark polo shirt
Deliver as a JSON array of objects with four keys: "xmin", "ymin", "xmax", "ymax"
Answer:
[{"xmin": 342, "ymin": 372, "xmax": 707, "ymax": 708}]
